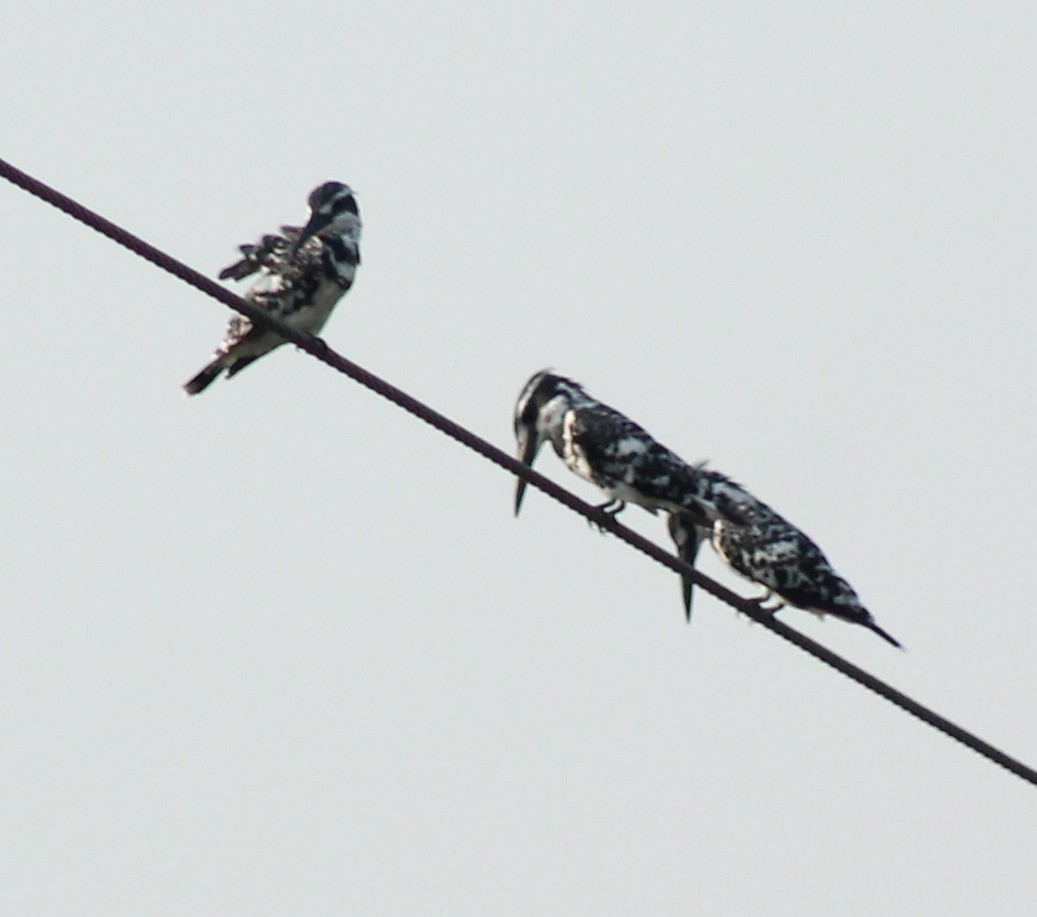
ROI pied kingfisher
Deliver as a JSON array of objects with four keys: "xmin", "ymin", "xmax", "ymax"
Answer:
[
  {"xmin": 512, "ymin": 369, "xmax": 751, "ymax": 524},
  {"xmin": 183, "ymin": 181, "xmax": 361, "ymax": 395},
  {"xmin": 513, "ymin": 370, "xmax": 901, "ymax": 647},
  {"xmin": 704, "ymin": 503, "xmax": 902, "ymax": 648}
]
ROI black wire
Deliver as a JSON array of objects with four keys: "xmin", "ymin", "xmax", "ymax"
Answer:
[{"xmin": 3, "ymin": 155, "xmax": 1035, "ymax": 787}]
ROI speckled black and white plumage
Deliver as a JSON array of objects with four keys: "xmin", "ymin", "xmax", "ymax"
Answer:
[
  {"xmin": 511, "ymin": 370, "xmax": 748, "ymax": 522},
  {"xmin": 708, "ymin": 504, "xmax": 902, "ymax": 648},
  {"xmin": 183, "ymin": 181, "xmax": 361, "ymax": 395},
  {"xmin": 513, "ymin": 371, "xmax": 901, "ymax": 647},
  {"xmin": 666, "ymin": 483, "xmax": 901, "ymax": 646}
]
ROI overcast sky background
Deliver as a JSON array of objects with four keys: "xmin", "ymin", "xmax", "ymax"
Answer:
[{"xmin": 3, "ymin": 3, "xmax": 1036, "ymax": 914}]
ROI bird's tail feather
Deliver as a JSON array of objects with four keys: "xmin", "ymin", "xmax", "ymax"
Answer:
[
  {"xmin": 183, "ymin": 361, "xmax": 223, "ymax": 396},
  {"xmin": 866, "ymin": 619, "xmax": 903, "ymax": 650}
]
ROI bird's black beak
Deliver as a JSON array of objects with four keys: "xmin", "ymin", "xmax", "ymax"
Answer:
[
  {"xmin": 681, "ymin": 576, "xmax": 694, "ymax": 622},
  {"xmin": 668, "ymin": 512, "xmax": 703, "ymax": 623},
  {"xmin": 513, "ymin": 429, "xmax": 539, "ymax": 517},
  {"xmin": 290, "ymin": 210, "xmax": 333, "ymax": 255}
]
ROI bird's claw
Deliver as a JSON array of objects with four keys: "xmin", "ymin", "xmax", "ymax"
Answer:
[
  {"xmin": 586, "ymin": 500, "xmax": 624, "ymax": 534},
  {"xmin": 743, "ymin": 594, "xmax": 784, "ymax": 618}
]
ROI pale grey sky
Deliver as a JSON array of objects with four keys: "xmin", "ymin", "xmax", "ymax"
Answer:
[{"xmin": 3, "ymin": 2, "xmax": 1037, "ymax": 914}]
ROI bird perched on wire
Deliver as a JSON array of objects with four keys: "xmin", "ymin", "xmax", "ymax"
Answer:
[
  {"xmin": 512, "ymin": 369, "xmax": 751, "ymax": 524},
  {"xmin": 513, "ymin": 369, "xmax": 901, "ymax": 647},
  {"xmin": 183, "ymin": 181, "xmax": 361, "ymax": 395},
  {"xmin": 662, "ymin": 469, "xmax": 902, "ymax": 644},
  {"xmin": 705, "ymin": 503, "xmax": 902, "ymax": 647}
]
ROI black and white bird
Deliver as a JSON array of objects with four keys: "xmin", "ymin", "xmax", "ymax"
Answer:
[
  {"xmin": 183, "ymin": 181, "xmax": 361, "ymax": 395},
  {"xmin": 705, "ymin": 503, "xmax": 903, "ymax": 648},
  {"xmin": 665, "ymin": 487, "xmax": 902, "ymax": 646},
  {"xmin": 512, "ymin": 370, "xmax": 748, "ymax": 523},
  {"xmin": 513, "ymin": 370, "xmax": 901, "ymax": 647}
]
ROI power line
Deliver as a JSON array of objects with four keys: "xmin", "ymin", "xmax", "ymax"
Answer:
[{"xmin": 3, "ymin": 154, "xmax": 1035, "ymax": 788}]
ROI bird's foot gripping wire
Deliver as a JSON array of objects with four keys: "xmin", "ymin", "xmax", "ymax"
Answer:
[
  {"xmin": 587, "ymin": 499, "xmax": 626, "ymax": 533},
  {"xmin": 740, "ymin": 592, "xmax": 785, "ymax": 622}
]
